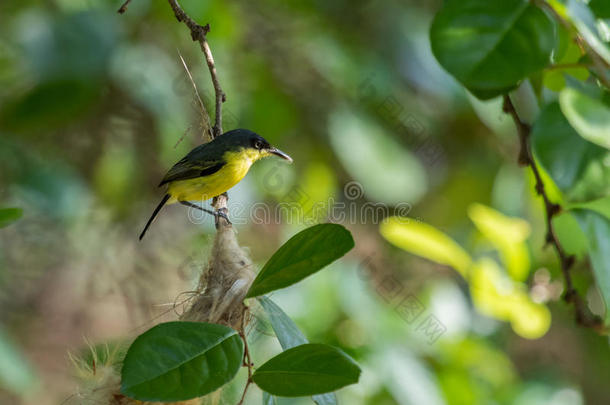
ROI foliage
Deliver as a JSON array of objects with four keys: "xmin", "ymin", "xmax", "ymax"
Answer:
[
  {"xmin": 430, "ymin": 0, "xmax": 610, "ymax": 329},
  {"xmin": 120, "ymin": 224, "xmax": 359, "ymax": 401},
  {"xmin": 0, "ymin": 208, "xmax": 22, "ymax": 229},
  {"xmin": 381, "ymin": 205, "xmax": 550, "ymax": 339},
  {"xmin": 246, "ymin": 223, "xmax": 354, "ymax": 298},
  {"xmin": 251, "ymin": 343, "xmax": 360, "ymax": 397},
  {"xmin": 430, "ymin": 0, "xmax": 555, "ymax": 99},
  {"xmin": 2, "ymin": 0, "xmax": 610, "ymax": 403}
]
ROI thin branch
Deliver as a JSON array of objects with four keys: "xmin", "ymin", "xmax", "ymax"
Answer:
[
  {"xmin": 117, "ymin": 0, "xmax": 132, "ymax": 14},
  {"xmin": 119, "ymin": 0, "xmax": 231, "ymax": 218},
  {"xmin": 503, "ymin": 95, "xmax": 602, "ymax": 330},
  {"xmin": 237, "ymin": 304, "xmax": 254, "ymax": 405},
  {"xmin": 167, "ymin": 0, "xmax": 226, "ymax": 137},
  {"xmin": 177, "ymin": 50, "xmax": 213, "ymax": 142},
  {"xmin": 173, "ymin": 124, "xmax": 193, "ymax": 149}
]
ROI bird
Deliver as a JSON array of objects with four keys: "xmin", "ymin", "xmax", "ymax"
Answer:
[{"xmin": 139, "ymin": 129, "xmax": 292, "ymax": 240}]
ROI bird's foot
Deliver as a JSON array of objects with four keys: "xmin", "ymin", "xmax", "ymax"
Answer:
[{"xmin": 215, "ymin": 207, "xmax": 231, "ymax": 228}]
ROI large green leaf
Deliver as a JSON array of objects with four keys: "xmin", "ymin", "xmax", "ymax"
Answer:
[
  {"xmin": 246, "ymin": 224, "xmax": 354, "ymax": 298},
  {"xmin": 430, "ymin": 0, "xmax": 555, "ymax": 99},
  {"xmin": 559, "ymin": 88, "xmax": 610, "ymax": 150},
  {"xmin": 252, "ymin": 344, "xmax": 361, "ymax": 397},
  {"xmin": 0, "ymin": 208, "xmax": 23, "ymax": 228},
  {"xmin": 589, "ymin": 0, "xmax": 610, "ymax": 19},
  {"xmin": 121, "ymin": 322, "xmax": 243, "ymax": 401},
  {"xmin": 572, "ymin": 210, "xmax": 610, "ymax": 323},
  {"xmin": 532, "ymin": 102, "xmax": 605, "ymax": 192},
  {"xmin": 258, "ymin": 297, "xmax": 338, "ymax": 405}
]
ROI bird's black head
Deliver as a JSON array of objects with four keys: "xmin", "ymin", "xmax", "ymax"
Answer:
[{"xmin": 219, "ymin": 129, "xmax": 292, "ymax": 162}]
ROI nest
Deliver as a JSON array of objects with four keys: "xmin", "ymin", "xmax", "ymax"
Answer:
[
  {"xmin": 71, "ymin": 198, "xmax": 255, "ymax": 404},
  {"xmin": 179, "ymin": 219, "xmax": 255, "ymax": 329}
]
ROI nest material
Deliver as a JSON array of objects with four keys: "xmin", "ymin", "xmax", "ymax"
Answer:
[
  {"xmin": 180, "ymin": 219, "xmax": 255, "ymax": 329},
  {"xmin": 72, "ymin": 199, "xmax": 254, "ymax": 404}
]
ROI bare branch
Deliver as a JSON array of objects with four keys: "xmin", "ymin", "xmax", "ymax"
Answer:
[
  {"xmin": 177, "ymin": 50, "xmax": 213, "ymax": 142},
  {"xmin": 117, "ymin": 0, "xmax": 132, "ymax": 14},
  {"xmin": 503, "ymin": 95, "xmax": 603, "ymax": 330},
  {"xmin": 237, "ymin": 305, "xmax": 254, "ymax": 405},
  {"xmin": 167, "ymin": 0, "xmax": 226, "ymax": 137}
]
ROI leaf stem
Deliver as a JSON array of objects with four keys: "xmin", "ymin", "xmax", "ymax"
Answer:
[
  {"xmin": 167, "ymin": 0, "xmax": 225, "ymax": 137},
  {"xmin": 503, "ymin": 95, "xmax": 602, "ymax": 330},
  {"xmin": 237, "ymin": 304, "xmax": 254, "ymax": 405}
]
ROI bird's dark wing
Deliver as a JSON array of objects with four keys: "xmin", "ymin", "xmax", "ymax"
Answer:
[{"xmin": 158, "ymin": 143, "xmax": 227, "ymax": 187}]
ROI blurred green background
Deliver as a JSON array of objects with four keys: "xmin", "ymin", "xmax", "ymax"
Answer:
[{"xmin": 1, "ymin": 0, "xmax": 609, "ymax": 404}]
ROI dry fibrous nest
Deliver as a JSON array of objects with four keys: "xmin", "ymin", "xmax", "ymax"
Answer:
[{"xmin": 70, "ymin": 216, "xmax": 255, "ymax": 404}]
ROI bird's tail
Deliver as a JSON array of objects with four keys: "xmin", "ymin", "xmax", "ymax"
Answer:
[{"xmin": 139, "ymin": 194, "xmax": 170, "ymax": 240}]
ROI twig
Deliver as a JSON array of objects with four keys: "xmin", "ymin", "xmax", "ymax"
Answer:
[
  {"xmin": 237, "ymin": 304, "xmax": 254, "ymax": 405},
  {"xmin": 117, "ymin": 0, "xmax": 132, "ymax": 14},
  {"xmin": 177, "ymin": 50, "xmax": 213, "ymax": 142},
  {"xmin": 173, "ymin": 124, "xmax": 193, "ymax": 149},
  {"xmin": 503, "ymin": 95, "xmax": 602, "ymax": 330},
  {"xmin": 119, "ymin": 0, "xmax": 230, "ymax": 217},
  {"xmin": 167, "ymin": 0, "xmax": 226, "ymax": 137}
]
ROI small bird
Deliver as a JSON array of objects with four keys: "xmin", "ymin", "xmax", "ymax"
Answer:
[{"xmin": 139, "ymin": 129, "xmax": 292, "ymax": 240}]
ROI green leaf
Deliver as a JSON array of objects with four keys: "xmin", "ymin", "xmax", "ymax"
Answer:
[
  {"xmin": 258, "ymin": 296, "xmax": 307, "ymax": 349},
  {"xmin": 121, "ymin": 321, "xmax": 243, "ymax": 401},
  {"xmin": 252, "ymin": 344, "xmax": 361, "ymax": 397},
  {"xmin": 467, "ymin": 203, "xmax": 531, "ymax": 282},
  {"xmin": 532, "ymin": 102, "xmax": 605, "ymax": 192},
  {"xmin": 569, "ymin": 195, "xmax": 610, "ymax": 220},
  {"xmin": 553, "ymin": 211, "xmax": 589, "ymax": 258},
  {"xmin": 0, "ymin": 208, "xmax": 23, "ymax": 228},
  {"xmin": 572, "ymin": 210, "xmax": 610, "ymax": 323},
  {"xmin": 246, "ymin": 224, "xmax": 355, "ymax": 298},
  {"xmin": 258, "ymin": 297, "xmax": 338, "ymax": 405},
  {"xmin": 430, "ymin": 0, "xmax": 555, "ymax": 99},
  {"xmin": 380, "ymin": 217, "xmax": 472, "ymax": 278},
  {"xmin": 559, "ymin": 88, "xmax": 610, "ymax": 150},
  {"xmin": 590, "ymin": 0, "xmax": 610, "ymax": 19}
]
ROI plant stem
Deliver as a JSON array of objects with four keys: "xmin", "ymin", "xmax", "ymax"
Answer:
[
  {"xmin": 503, "ymin": 95, "xmax": 602, "ymax": 330},
  {"xmin": 167, "ymin": 0, "xmax": 226, "ymax": 137},
  {"xmin": 237, "ymin": 304, "xmax": 254, "ymax": 405}
]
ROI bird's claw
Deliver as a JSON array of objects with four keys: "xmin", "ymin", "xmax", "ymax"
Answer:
[{"xmin": 215, "ymin": 207, "xmax": 231, "ymax": 227}]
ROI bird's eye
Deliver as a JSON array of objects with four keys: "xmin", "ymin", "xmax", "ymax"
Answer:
[{"xmin": 254, "ymin": 140, "xmax": 263, "ymax": 149}]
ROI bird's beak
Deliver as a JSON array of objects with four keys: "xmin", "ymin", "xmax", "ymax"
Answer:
[{"xmin": 268, "ymin": 147, "xmax": 293, "ymax": 163}]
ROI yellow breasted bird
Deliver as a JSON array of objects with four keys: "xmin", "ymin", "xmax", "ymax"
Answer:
[{"xmin": 139, "ymin": 129, "xmax": 292, "ymax": 240}]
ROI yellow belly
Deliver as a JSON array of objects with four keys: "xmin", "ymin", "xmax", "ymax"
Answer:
[{"xmin": 166, "ymin": 149, "xmax": 260, "ymax": 204}]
